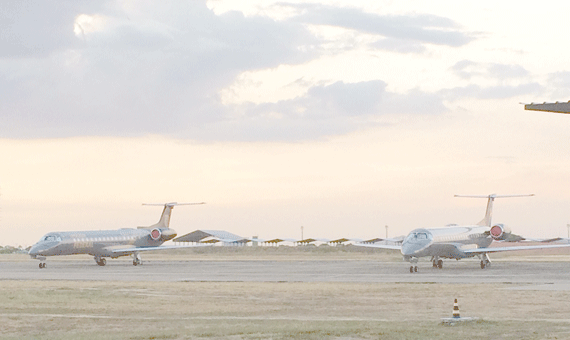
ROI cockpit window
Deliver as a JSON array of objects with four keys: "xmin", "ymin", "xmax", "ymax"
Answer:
[
  {"xmin": 43, "ymin": 235, "xmax": 62, "ymax": 242},
  {"xmin": 405, "ymin": 232, "xmax": 430, "ymax": 242}
]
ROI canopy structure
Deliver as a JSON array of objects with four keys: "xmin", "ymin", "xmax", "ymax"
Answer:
[
  {"xmin": 524, "ymin": 101, "xmax": 570, "ymax": 113},
  {"xmin": 329, "ymin": 238, "xmax": 364, "ymax": 245},
  {"xmin": 361, "ymin": 238, "xmax": 385, "ymax": 244},
  {"xmin": 262, "ymin": 238, "xmax": 297, "ymax": 245}
]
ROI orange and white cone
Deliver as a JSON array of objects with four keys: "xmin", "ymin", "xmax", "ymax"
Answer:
[{"xmin": 452, "ymin": 298, "xmax": 460, "ymax": 318}]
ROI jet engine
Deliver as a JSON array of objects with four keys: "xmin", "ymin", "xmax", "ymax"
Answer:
[
  {"xmin": 149, "ymin": 228, "xmax": 162, "ymax": 240},
  {"xmin": 148, "ymin": 228, "xmax": 177, "ymax": 242},
  {"xmin": 160, "ymin": 229, "xmax": 177, "ymax": 241},
  {"xmin": 490, "ymin": 224, "xmax": 512, "ymax": 241}
]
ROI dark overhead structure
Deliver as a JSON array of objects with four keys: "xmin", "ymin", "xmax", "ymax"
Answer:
[{"xmin": 524, "ymin": 101, "xmax": 570, "ymax": 114}]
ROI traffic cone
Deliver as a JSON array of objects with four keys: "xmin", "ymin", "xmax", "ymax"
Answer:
[{"xmin": 452, "ymin": 298, "xmax": 460, "ymax": 318}]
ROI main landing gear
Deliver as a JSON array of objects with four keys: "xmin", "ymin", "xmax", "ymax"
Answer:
[
  {"xmin": 431, "ymin": 257, "xmax": 443, "ymax": 269},
  {"xmin": 479, "ymin": 253, "xmax": 491, "ymax": 269},
  {"xmin": 94, "ymin": 256, "xmax": 107, "ymax": 266},
  {"xmin": 409, "ymin": 265, "xmax": 418, "ymax": 273},
  {"xmin": 39, "ymin": 262, "xmax": 46, "ymax": 269},
  {"xmin": 132, "ymin": 253, "xmax": 142, "ymax": 266}
]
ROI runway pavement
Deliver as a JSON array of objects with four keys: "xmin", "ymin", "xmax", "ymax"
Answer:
[{"xmin": 2, "ymin": 258, "xmax": 570, "ymax": 289}]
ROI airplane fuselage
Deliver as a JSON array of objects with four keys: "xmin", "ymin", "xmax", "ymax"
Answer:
[
  {"xmin": 401, "ymin": 225, "xmax": 492, "ymax": 260},
  {"xmin": 29, "ymin": 227, "xmax": 177, "ymax": 259}
]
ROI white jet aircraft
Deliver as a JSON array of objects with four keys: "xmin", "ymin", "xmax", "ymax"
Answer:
[
  {"xmin": 357, "ymin": 194, "xmax": 570, "ymax": 273},
  {"xmin": 29, "ymin": 202, "xmax": 204, "ymax": 268}
]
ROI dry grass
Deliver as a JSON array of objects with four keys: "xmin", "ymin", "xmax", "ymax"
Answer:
[{"xmin": 1, "ymin": 280, "xmax": 570, "ymax": 339}]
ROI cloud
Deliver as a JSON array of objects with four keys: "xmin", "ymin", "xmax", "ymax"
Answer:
[
  {"xmin": 187, "ymin": 81, "xmax": 447, "ymax": 142},
  {"xmin": 370, "ymin": 38, "xmax": 426, "ymax": 54},
  {"xmin": 0, "ymin": 0, "xmax": 104, "ymax": 58},
  {"xmin": 547, "ymin": 71, "xmax": 570, "ymax": 89},
  {"xmin": 444, "ymin": 61, "xmax": 541, "ymax": 100},
  {"xmin": 440, "ymin": 83, "xmax": 543, "ymax": 100},
  {"xmin": 451, "ymin": 60, "xmax": 529, "ymax": 80},
  {"xmin": 543, "ymin": 71, "xmax": 570, "ymax": 100},
  {"xmin": 0, "ymin": 0, "xmax": 451, "ymax": 141},
  {"xmin": 284, "ymin": 3, "xmax": 474, "ymax": 49},
  {"xmin": 0, "ymin": 1, "xmax": 319, "ymax": 139}
]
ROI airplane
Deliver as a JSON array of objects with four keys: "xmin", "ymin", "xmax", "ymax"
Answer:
[
  {"xmin": 357, "ymin": 194, "xmax": 570, "ymax": 273},
  {"xmin": 28, "ymin": 202, "xmax": 204, "ymax": 269}
]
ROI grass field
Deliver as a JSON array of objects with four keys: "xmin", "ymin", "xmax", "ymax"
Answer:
[{"xmin": 2, "ymin": 279, "xmax": 570, "ymax": 339}]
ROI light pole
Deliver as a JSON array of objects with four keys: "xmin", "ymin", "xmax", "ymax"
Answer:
[
  {"xmin": 301, "ymin": 226, "xmax": 304, "ymax": 241},
  {"xmin": 567, "ymin": 224, "xmax": 569, "ymax": 243},
  {"xmin": 385, "ymin": 225, "xmax": 388, "ymax": 239}
]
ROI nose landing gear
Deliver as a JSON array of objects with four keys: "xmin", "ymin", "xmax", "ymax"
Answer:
[
  {"xmin": 36, "ymin": 256, "xmax": 47, "ymax": 269},
  {"xmin": 408, "ymin": 257, "xmax": 419, "ymax": 273}
]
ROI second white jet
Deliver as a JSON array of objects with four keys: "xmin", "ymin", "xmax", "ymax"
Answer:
[{"xmin": 358, "ymin": 194, "xmax": 570, "ymax": 273}]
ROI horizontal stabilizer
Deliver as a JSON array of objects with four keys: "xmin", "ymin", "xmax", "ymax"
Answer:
[
  {"xmin": 454, "ymin": 194, "xmax": 534, "ymax": 227},
  {"xmin": 142, "ymin": 202, "xmax": 206, "ymax": 207}
]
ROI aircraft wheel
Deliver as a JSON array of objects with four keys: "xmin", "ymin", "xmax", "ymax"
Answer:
[
  {"xmin": 414, "ymin": 266, "xmax": 418, "ymax": 272},
  {"xmin": 432, "ymin": 261, "xmax": 437, "ymax": 268},
  {"xmin": 97, "ymin": 258, "xmax": 106, "ymax": 266},
  {"xmin": 409, "ymin": 266, "xmax": 414, "ymax": 273},
  {"xmin": 437, "ymin": 260, "xmax": 443, "ymax": 269},
  {"xmin": 39, "ymin": 263, "xmax": 46, "ymax": 269},
  {"xmin": 480, "ymin": 261, "xmax": 486, "ymax": 269}
]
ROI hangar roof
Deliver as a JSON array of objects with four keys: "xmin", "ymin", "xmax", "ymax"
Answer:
[{"xmin": 174, "ymin": 230, "xmax": 249, "ymax": 243}]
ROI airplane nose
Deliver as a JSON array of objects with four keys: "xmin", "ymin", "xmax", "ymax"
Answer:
[
  {"xmin": 401, "ymin": 243, "xmax": 415, "ymax": 256},
  {"xmin": 28, "ymin": 244, "xmax": 42, "ymax": 257},
  {"xmin": 401, "ymin": 240, "xmax": 429, "ymax": 256}
]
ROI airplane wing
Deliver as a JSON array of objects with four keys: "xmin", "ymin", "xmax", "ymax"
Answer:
[
  {"xmin": 518, "ymin": 237, "xmax": 566, "ymax": 243},
  {"xmin": 463, "ymin": 243, "xmax": 570, "ymax": 254},
  {"xmin": 108, "ymin": 244, "xmax": 207, "ymax": 254},
  {"xmin": 354, "ymin": 243, "xmax": 402, "ymax": 250}
]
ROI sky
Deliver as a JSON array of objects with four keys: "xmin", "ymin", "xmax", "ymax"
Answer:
[{"xmin": 1, "ymin": 0, "xmax": 570, "ymax": 247}]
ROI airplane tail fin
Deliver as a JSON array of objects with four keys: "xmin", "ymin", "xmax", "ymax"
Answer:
[
  {"xmin": 454, "ymin": 194, "xmax": 534, "ymax": 227},
  {"xmin": 142, "ymin": 202, "xmax": 205, "ymax": 229}
]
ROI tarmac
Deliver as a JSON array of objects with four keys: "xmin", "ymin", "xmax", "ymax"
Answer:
[{"xmin": 2, "ymin": 258, "xmax": 570, "ymax": 289}]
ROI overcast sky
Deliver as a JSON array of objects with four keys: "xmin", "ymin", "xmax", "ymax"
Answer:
[{"xmin": 1, "ymin": 0, "xmax": 570, "ymax": 246}]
